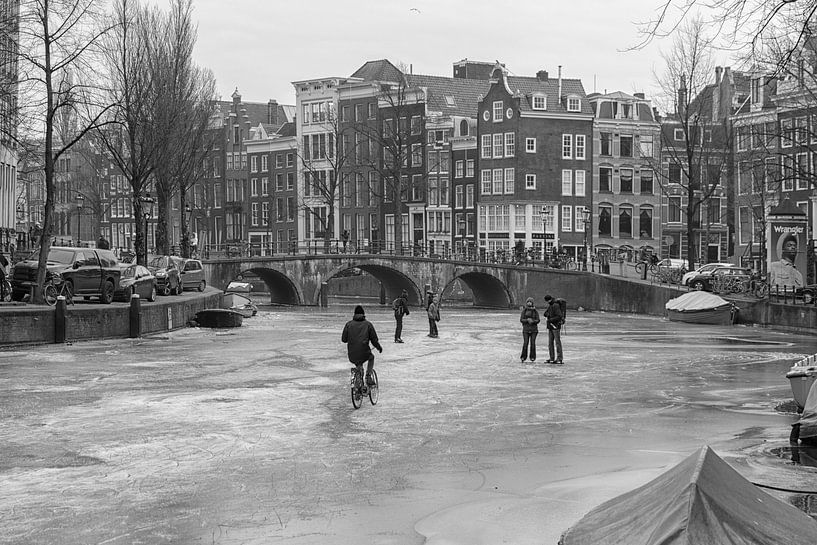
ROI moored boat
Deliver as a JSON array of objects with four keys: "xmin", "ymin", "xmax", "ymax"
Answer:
[
  {"xmin": 222, "ymin": 291, "xmax": 257, "ymax": 318},
  {"xmin": 786, "ymin": 354, "xmax": 817, "ymax": 411},
  {"xmin": 195, "ymin": 308, "xmax": 244, "ymax": 328},
  {"xmin": 665, "ymin": 291, "xmax": 737, "ymax": 325}
]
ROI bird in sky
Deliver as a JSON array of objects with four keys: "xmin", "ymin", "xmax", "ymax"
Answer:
[{"xmin": 410, "ymin": 8, "xmax": 421, "ymax": 14}]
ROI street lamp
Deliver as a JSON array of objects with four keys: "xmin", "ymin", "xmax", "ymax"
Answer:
[
  {"xmin": 539, "ymin": 205, "xmax": 550, "ymax": 265},
  {"xmin": 581, "ymin": 207, "xmax": 592, "ymax": 272},
  {"xmin": 76, "ymin": 194, "xmax": 84, "ymax": 246},
  {"xmin": 139, "ymin": 193, "xmax": 155, "ymax": 263}
]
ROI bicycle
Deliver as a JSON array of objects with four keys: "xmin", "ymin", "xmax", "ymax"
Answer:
[
  {"xmin": 350, "ymin": 364, "xmax": 379, "ymax": 409},
  {"xmin": 1, "ymin": 277, "xmax": 10, "ymax": 302},
  {"xmin": 44, "ymin": 279, "xmax": 74, "ymax": 306}
]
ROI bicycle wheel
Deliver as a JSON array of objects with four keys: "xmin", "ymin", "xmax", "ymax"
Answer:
[
  {"xmin": 368, "ymin": 369, "xmax": 379, "ymax": 405},
  {"xmin": 350, "ymin": 367, "xmax": 363, "ymax": 409},
  {"xmin": 635, "ymin": 262, "xmax": 645, "ymax": 275},
  {"xmin": 753, "ymin": 282, "xmax": 769, "ymax": 299},
  {"xmin": 44, "ymin": 283, "xmax": 59, "ymax": 306}
]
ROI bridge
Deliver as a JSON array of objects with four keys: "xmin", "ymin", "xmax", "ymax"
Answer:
[{"xmin": 203, "ymin": 254, "xmax": 666, "ymax": 312}]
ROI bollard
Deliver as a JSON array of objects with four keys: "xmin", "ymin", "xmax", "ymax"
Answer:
[
  {"xmin": 129, "ymin": 293, "xmax": 141, "ymax": 338},
  {"xmin": 55, "ymin": 296, "xmax": 67, "ymax": 344},
  {"xmin": 641, "ymin": 261, "xmax": 648, "ymax": 280},
  {"xmin": 379, "ymin": 283, "xmax": 386, "ymax": 305},
  {"xmin": 320, "ymin": 282, "xmax": 328, "ymax": 308}
]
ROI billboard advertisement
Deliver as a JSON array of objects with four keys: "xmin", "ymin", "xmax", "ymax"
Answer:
[{"xmin": 768, "ymin": 221, "xmax": 807, "ymax": 289}]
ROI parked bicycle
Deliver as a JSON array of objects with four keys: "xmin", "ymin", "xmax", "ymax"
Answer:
[
  {"xmin": 1, "ymin": 277, "xmax": 10, "ymax": 302},
  {"xmin": 44, "ymin": 278, "xmax": 74, "ymax": 306},
  {"xmin": 350, "ymin": 364, "xmax": 379, "ymax": 409}
]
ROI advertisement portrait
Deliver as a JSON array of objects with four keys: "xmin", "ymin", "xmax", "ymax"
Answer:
[{"xmin": 768, "ymin": 221, "xmax": 807, "ymax": 289}]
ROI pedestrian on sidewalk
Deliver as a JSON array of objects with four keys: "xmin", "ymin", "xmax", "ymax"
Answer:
[
  {"xmin": 519, "ymin": 297, "xmax": 540, "ymax": 362},
  {"xmin": 427, "ymin": 292, "xmax": 440, "ymax": 338},
  {"xmin": 392, "ymin": 289, "xmax": 410, "ymax": 343},
  {"xmin": 543, "ymin": 294, "xmax": 563, "ymax": 364}
]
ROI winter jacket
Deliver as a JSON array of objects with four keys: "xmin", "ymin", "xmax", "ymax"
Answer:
[
  {"xmin": 342, "ymin": 313, "xmax": 382, "ymax": 364},
  {"xmin": 544, "ymin": 301, "xmax": 563, "ymax": 330},
  {"xmin": 393, "ymin": 296, "xmax": 410, "ymax": 318},
  {"xmin": 427, "ymin": 300, "xmax": 440, "ymax": 322},
  {"xmin": 520, "ymin": 304, "xmax": 540, "ymax": 333}
]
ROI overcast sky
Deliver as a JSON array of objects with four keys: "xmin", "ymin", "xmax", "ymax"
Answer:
[{"xmin": 189, "ymin": 0, "xmax": 712, "ymax": 108}]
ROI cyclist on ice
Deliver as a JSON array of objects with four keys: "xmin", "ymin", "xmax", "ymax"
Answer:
[{"xmin": 342, "ymin": 305, "xmax": 382, "ymax": 388}]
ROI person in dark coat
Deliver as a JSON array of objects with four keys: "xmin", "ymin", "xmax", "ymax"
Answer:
[
  {"xmin": 342, "ymin": 305, "xmax": 382, "ymax": 386},
  {"xmin": 543, "ymin": 294, "xmax": 563, "ymax": 364},
  {"xmin": 519, "ymin": 297, "xmax": 540, "ymax": 362},
  {"xmin": 97, "ymin": 236, "xmax": 110, "ymax": 250},
  {"xmin": 393, "ymin": 290, "xmax": 410, "ymax": 343},
  {"xmin": 426, "ymin": 293, "xmax": 440, "ymax": 338}
]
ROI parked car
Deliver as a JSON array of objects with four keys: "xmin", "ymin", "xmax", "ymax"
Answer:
[
  {"xmin": 10, "ymin": 246, "xmax": 121, "ymax": 304},
  {"xmin": 179, "ymin": 258, "xmax": 206, "ymax": 292},
  {"xmin": 686, "ymin": 266, "xmax": 753, "ymax": 292},
  {"xmin": 147, "ymin": 255, "xmax": 182, "ymax": 296},
  {"xmin": 681, "ymin": 262, "xmax": 736, "ymax": 287},
  {"xmin": 115, "ymin": 264, "xmax": 157, "ymax": 302},
  {"xmin": 656, "ymin": 258, "xmax": 689, "ymax": 270}
]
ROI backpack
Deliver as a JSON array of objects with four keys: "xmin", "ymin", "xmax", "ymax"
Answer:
[
  {"xmin": 555, "ymin": 298, "xmax": 567, "ymax": 324},
  {"xmin": 392, "ymin": 297, "xmax": 404, "ymax": 317}
]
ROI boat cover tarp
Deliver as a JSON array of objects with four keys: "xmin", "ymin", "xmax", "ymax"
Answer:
[
  {"xmin": 797, "ymin": 379, "xmax": 817, "ymax": 441},
  {"xmin": 665, "ymin": 291, "xmax": 732, "ymax": 312},
  {"xmin": 559, "ymin": 445, "xmax": 817, "ymax": 545},
  {"xmin": 222, "ymin": 292, "xmax": 253, "ymax": 308}
]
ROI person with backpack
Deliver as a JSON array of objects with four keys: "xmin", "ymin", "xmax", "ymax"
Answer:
[
  {"xmin": 392, "ymin": 289, "xmax": 410, "ymax": 343},
  {"xmin": 543, "ymin": 294, "xmax": 564, "ymax": 364},
  {"xmin": 519, "ymin": 297, "xmax": 540, "ymax": 362},
  {"xmin": 342, "ymin": 305, "xmax": 382, "ymax": 390}
]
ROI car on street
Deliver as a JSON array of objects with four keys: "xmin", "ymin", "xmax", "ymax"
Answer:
[
  {"xmin": 686, "ymin": 266, "xmax": 753, "ymax": 292},
  {"xmin": 147, "ymin": 255, "xmax": 182, "ymax": 296},
  {"xmin": 656, "ymin": 258, "xmax": 689, "ymax": 271},
  {"xmin": 681, "ymin": 262, "xmax": 736, "ymax": 287},
  {"xmin": 114, "ymin": 264, "xmax": 157, "ymax": 302},
  {"xmin": 178, "ymin": 258, "xmax": 206, "ymax": 292}
]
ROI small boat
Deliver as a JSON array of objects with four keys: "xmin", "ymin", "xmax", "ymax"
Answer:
[
  {"xmin": 195, "ymin": 308, "xmax": 244, "ymax": 328},
  {"xmin": 786, "ymin": 354, "xmax": 817, "ymax": 411},
  {"xmin": 222, "ymin": 291, "xmax": 257, "ymax": 318},
  {"xmin": 665, "ymin": 291, "xmax": 737, "ymax": 325},
  {"xmin": 226, "ymin": 281, "xmax": 252, "ymax": 293}
]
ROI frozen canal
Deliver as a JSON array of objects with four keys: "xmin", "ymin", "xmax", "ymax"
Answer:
[{"xmin": 1, "ymin": 303, "xmax": 817, "ymax": 544}]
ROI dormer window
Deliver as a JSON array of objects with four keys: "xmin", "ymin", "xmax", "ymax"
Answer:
[
  {"xmin": 567, "ymin": 96, "xmax": 581, "ymax": 112},
  {"xmin": 532, "ymin": 94, "xmax": 547, "ymax": 110},
  {"xmin": 445, "ymin": 95, "xmax": 456, "ymax": 107}
]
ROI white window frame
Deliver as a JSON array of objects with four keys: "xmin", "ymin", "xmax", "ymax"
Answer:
[
  {"xmin": 567, "ymin": 97, "xmax": 581, "ymax": 112},
  {"xmin": 261, "ymin": 155, "xmax": 268, "ymax": 171},
  {"xmin": 575, "ymin": 134, "xmax": 586, "ymax": 160},
  {"xmin": 481, "ymin": 170, "xmax": 492, "ymax": 194},
  {"xmin": 493, "ymin": 100, "xmax": 503, "ymax": 122},
  {"xmin": 562, "ymin": 134, "xmax": 572, "ymax": 159},
  {"xmin": 561, "ymin": 169, "xmax": 572, "ymax": 195},
  {"xmin": 493, "ymin": 133, "xmax": 503, "ymax": 157},
  {"xmin": 575, "ymin": 170, "xmax": 586, "ymax": 196},
  {"xmin": 455, "ymin": 160, "xmax": 464, "ymax": 178},
  {"xmin": 466, "ymin": 159, "xmax": 475, "ymax": 178},
  {"xmin": 575, "ymin": 206, "xmax": 587, "ymax": 232},
  {"xmin": 504, "ymin": 132, "xmax": 515, "ymax": 157},
  {"xmin": 525, "ymin": 174, "xmax": 536, "ymax": 190},
  {"xmin": 250, "ymin": 155, "xmax": 258, "ymax": 172},
  {"xmin": 525, "ymin": 137, "xmax": 536, "ymax": 153},
  {"xmin": 504, "ymin": 168, "xmax": 514, "ymax": 194},
  {"xmin": 561, "ymin": 205, "xmax": 573, "ymax": 231},
  {"xmin": 492, "ymin": 168, "xmax": 503, "ymax": 194},
  {"xmin": 674, "ymin": 128, "xmax": 684, "ymax": 141},
  {"xmin": 481, "ymin": 134, "xmax": 492, "ymax": 158},
  {"xmin": 532, "ymin": 94, "xmax": 546, "ymax": 110}
]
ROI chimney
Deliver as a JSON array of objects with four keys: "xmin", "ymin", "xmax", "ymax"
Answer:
[
  {"xmin": 557, "ymin": 65, "xmax": 562, "ymax": 101},
  {"xmin": 536, "ymin": 70, "xmax": 549, "ymax": 82},
  {"xmin": 715, "ymin": 66, "xmax": 723, "ymax": 84},
  {"xmin": 633, "ymin": 92, "xmax": 645, "ymax": 99},
  {"xmin": 268, "ymin": 99, "xmax": 278, "ymax": 126},
  {"xmin": 231, "ymin": 87, "xmax": 241, "ymax": 105}
]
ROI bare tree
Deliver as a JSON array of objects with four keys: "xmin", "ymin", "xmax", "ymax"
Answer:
[
  {"xmin": 649, "ymin": 18, "xmax": 733, "ymax": 271},
  {"xmin": 6, "ymin": 0, "xmax": 115, "ymax": 301}
]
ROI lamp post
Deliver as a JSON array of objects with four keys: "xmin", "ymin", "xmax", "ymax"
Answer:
[
  {"xmin": 539, "ymin": 205, "xmax": 550, "ymax": 265},
  {"xmin": 139, "ymin": 193, "xmax": 155, "ymax": 264},
  {"xmin": 76, "ymin": 194, "xmax": 84, "ymax": 246},
  {"xmin": 581, "ymin": 207, "xmax": 592, "ymax": 272}
]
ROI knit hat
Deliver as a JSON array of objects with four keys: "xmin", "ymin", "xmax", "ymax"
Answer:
[
  {"xmin": 544, "ymin": 294, "xmax": 553, "ymax": 302},
  {"xmin": 354, "ymin": 305, "xmax": 365, "ymax": 315},
  {"xmin": 526, "ymin": 297, "xmax": 534, "ymax": 306}
]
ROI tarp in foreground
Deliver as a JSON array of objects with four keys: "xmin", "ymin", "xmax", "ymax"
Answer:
[
  {"xmin": 797, "ymin": 379, "xmax": 817, "ymax": 442},
  {"xmin": 559, "ymin": 445, "xmax": 817, "ymax": 544}
]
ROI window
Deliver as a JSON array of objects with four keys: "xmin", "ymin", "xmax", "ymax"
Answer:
[
  {"xmin": 368, "ymin": 102, "xmax": 376, "ymax": 119},
  {"xmin": 455, "ymin": 185, "xmax": 463, "ymax": 208},
  {"xmin": 707, "ymin": 197, "xmax": 721, "ymax": 224},
  {"xmin": 669, "ymin": 163, "xmax": 682, "ymax": 184},
  {"xmin": 411, "ymin": 143, "xmax": 423, "ymax": 166},
  {"xmin": 781, "ymin": 118, "xmax": 793, "ymax": 148},
  {"xmin": 261, "ymin": 177, "xmax": 269, "ymax": 196},
  {"xmin": 737, "ymin": 126, "xmax": 749, "ymax": 151},
  {"xmin": 504, "ymin": 133, "xmax": 515, "ymax": 157},
  {"xmin": 598, "ymin": 206, "xmax": 612, "ymax": 236},
  {"xmin": 286, "ymin": 153, "xmax": 294, "ymax": 167},
  {"xmin": 250, "ymin": 178, "xmax": 258, "ymax": 196},
  {"xmin": 640, "ymin": 170, "xmax": 653, "ymax": 194},
  {"xmin": 575, "ymin": 170, "xmax": 586, "ymax": 196},
  {"xmin": 481, "ymin": 134, "xmax": 491, "ymax": 158},
  {"xmin": 619, "ymin": 207, "xmax": 632, "ymax": 237},
  {"xmin": 620, "ymin": 168, "xmax": 633, "ymax": 193},
  {"xmin": 639, "ymin": 135, "xmax": 653, "ymax": 157},
  {"xmin": 250, "ymin": 155, "xmax": 258, "ymax": 172},
  {"xmin": 525, "ymin": 138, "xmax": 536, "ymax": 153},
  {"xmin": 620, "ymin": 135, "xmax": 633, "ymax": 157},
  {"xmin": 600, "ymin": 132, "xmax": 611, "ymax": 155},
  {"xmin": 466, "ymin": 159, "xmax": 474, "ymax": 177},
  {"xmin": 261, "ymin": 155, "xmax": 268, "ymax": 171},
  {"xmin": 493, "ymin": 101, "xmax": 503, "ymax": 121},
  {"xmin": 532, "ymin": 95, "xmax": 546, "ymax": 110},
  {"xmin": 504, "ymin": 168, "xmax": 514, "ymax": 194},
  {"xmin": 493, "ymin": 134, "xmax": 503, "ymax": 157},
  {"xmin": 455, "ymin": 160, "xmax": 464, "ymax": 178},
  {"xmin": 797, "ymin": 152, "xmax": 809, "ymax": 190},
  {"xmin": 525, "ymin": 174, "xmax": 536, "ymax": 190},
  {"xmin": 674, "ymin": 128, "xmax": 684, "ymax": 141},
  {"xmin": 562, "ymin": 134, "xmax": 572, "ymax": 158},
  {"xmin": 599, "ymin": 166, "xmax": 612, "ymax": 192},
  {"xmin": 481, "ymin": 170, "xmax": 492, "ymax": 194},
  {"xmin": 466, "ymin": 185, "xmax": 474, "ymax": 208},
  {"xmin": 668, "ymin": 196, "xmax": 681, "ymax": 222},
  {"xmin": 410, "ymin": 115, "xmax": 422, "ymax": 135},
  {"xmin": 561, "ymin": 205, "xmax": 573, "ymax": 231},
  {"xmin": 639, "ymin": 208, "xmax": 653, "ymax": 238},
  {"xmin": 287, "ymin": 172, "xmax": 294, "ymax": 190},
  {"xmin": 561, "ymin": 170, "xmax": 572, "ymax": 195},
  {"xmin": 567, "ymin": 97, "xmax": 580, "ymax": 112},
  {"xmin": 492, "ymin": 169, "xmax": 503, "ymax": 194},
  {"xmin": 575, "ymin": 134, "xmax": 586, "ymax": 160}
]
